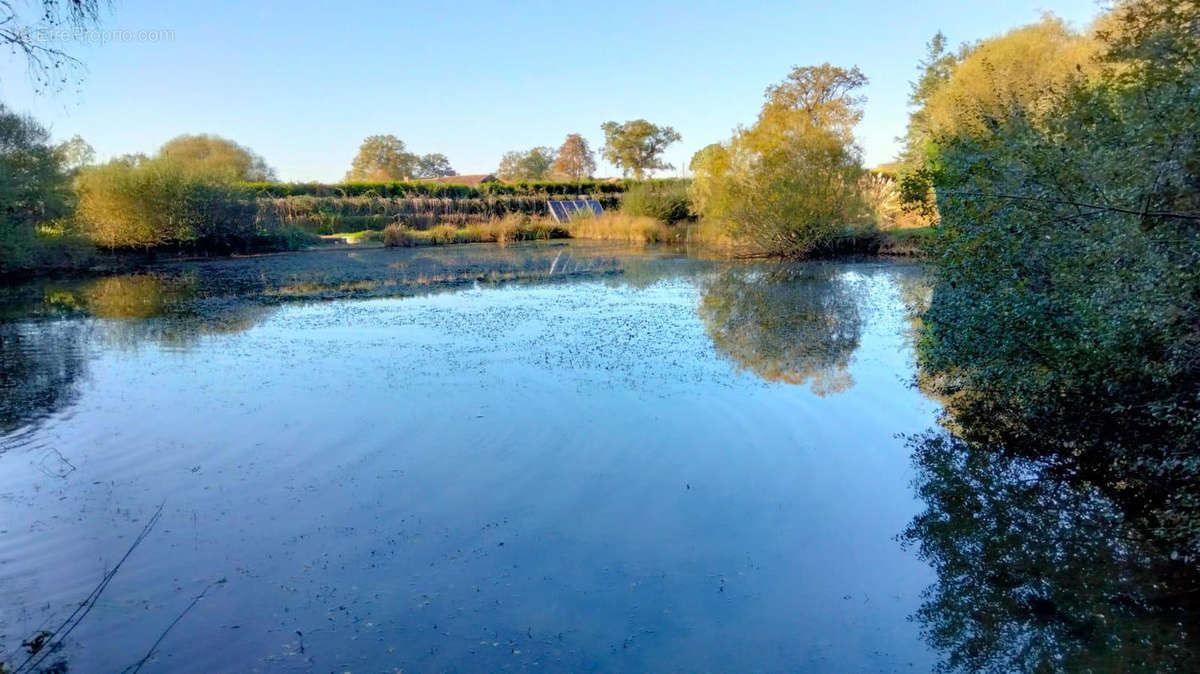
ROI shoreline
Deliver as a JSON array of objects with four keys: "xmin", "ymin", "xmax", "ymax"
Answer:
[{"xmin": 1, "ymin": 227, "xmax": 931, "ymax": 284}]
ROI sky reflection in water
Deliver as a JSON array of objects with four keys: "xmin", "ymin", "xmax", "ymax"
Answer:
[{"xmin": 0, "ymin": 243, "xmax": 940, "ymax": 672}]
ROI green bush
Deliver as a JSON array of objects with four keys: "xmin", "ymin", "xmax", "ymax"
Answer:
[
  {"xmin": 913, "ymin": 2, "xmax": 1200, "ymax": 558},
  {"xmin": 75, "ymin": 158, "xmax": 310, "ymax": 252},
  {"xmin": 619, "ymin": 179, "xmax": 692, "ymax": 224}
]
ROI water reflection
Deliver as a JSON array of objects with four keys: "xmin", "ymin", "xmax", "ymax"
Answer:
[
  {"xmin": 79, "ymin": 274, "xmax": 198, "ymax": 318},
  {"xmin": 0, "ymin": 321, "xmax": 89, "ymax": 435},
  {"xmin": 55, "ymin": 274, "xmax": 278, "ymax": 348},
  {"xmin": 901, "ymin": 431, "xmax": 1200, "ymax": 672},
  {"xmin": 699, "ymin": 265, "xmax": 862, "ymax": 395},
  {"xmin": 0, "ymin": 249, "xmax": 936, "ymax": 672},
  {"xmin": 0, "ymin": 248, "xmax": 879, "ymax": 440}
]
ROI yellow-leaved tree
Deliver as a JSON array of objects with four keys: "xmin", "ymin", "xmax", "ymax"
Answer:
[{"xmin": 690, "ymin": 63, "xmax": 872, "ymax": 257}]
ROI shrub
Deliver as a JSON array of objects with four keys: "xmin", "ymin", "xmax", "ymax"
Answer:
[
  {"xmin": 861, "ymin": 172, "xmax": 929, "ymax": 230},
  {"xmin": 75, "ymin": 157, "xmax": 309, "ymax": 252},
  {"xmin": 381, "ymin": 223, "xmax": 414, "ymax": 247},
  {"xmin": 76, "ymin": 159, "xmax": 252, "ymax": 249},
  {"xmin": 619, "ymin": 179, "xmax": 692, "ymax": 224}
]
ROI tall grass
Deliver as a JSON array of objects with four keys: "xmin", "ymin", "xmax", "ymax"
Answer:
[
  {"xmin": 258, "ymin": 194, "xmax": 621, "ymax": 234},
  {"xmin": 861, "ymin": 172, "xmax": 930, "ymax": 230},
  {"xmin": 381, "ymin": 214, "xmax": 568, "ymax": 247},
  {"xmin": 566, "ymin": 212, "xmax": 679, "ymax": 244}
]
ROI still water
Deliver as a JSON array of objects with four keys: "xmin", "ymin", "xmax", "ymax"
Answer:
[{"xmin": 0, "ymin": 243, "xmax": 939, "ymax": 671}]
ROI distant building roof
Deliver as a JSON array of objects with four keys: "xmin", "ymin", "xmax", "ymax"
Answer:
[{"xmin": 427, "ymin": 174, "xmax": 498, "ymax": 187}]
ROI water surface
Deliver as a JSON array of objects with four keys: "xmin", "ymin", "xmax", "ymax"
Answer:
[{"xmin": 0, "ymin": 243, "xmax": 939, "ymax": 671}]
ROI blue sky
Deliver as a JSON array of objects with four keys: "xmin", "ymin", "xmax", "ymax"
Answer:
[{"xmin": 0, "ymin": 0, "xmax": 1102, "ymax": 181}]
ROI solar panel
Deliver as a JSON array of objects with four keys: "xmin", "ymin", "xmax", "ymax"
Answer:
[{"xmin": 547, "ymin": 199, "xmax": 605, "ymax": 223}]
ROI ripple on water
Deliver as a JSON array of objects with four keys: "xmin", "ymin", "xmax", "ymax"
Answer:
[{"xmin": 0, "ymin": 250, "xmax": 937, "ymax": 672}]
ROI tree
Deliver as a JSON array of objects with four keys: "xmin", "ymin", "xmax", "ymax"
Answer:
[
  {"xmin": 552, "ymin": 134, "xmax": 596, "ymax": 180},
  {"xmin": 56, "ymin": 135, "xmax": 95, "ymax": 173},
  {"xmin": 600, "ymin": 120, "xmax": 680, "ymax": 179},
  {"xmin": 416, "ymin": 153, "xmax": 454, "ymax": 178},
  {"xmin": 910, "ymin": 0, "xmax": 1200, "ymax": 558},
  {"xmin": 689, "ymin": 64, "xmax": 871, "ymax": 257},
  {"xmin": 496, "ymin": 146, "xmax": 555, "ymax": 181},
  {"xmin": 158, "ymin": 134, "xmax": 275, "ymax": 181},
  {"xmin": 900, "ymin": 32, "xmax": 963, "ymax": 167},
  {"xmin": 346, "ymin": 135, "xmax": 418, "ymax": 181},
  {"xmin": 0, "ymin": 102, "xmax": 72, "ymax": 267},
  {"xmin": 74, "ymin": 158, "xmax": 258, "ymax": 249},
  {"xmin": 1, "ymin": 0, "xmax": 105, "ymax": 92},
  {"xmin": 911, "ymin": 17, "xmax": 1098, "ymax": 144},
  {"xmin": 753, "ymin": 63, "xmax": 868, "ymax": 143}
]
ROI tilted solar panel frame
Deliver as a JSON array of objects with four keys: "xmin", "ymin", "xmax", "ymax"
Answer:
[{"xmin": 546, "ymin": 199, "xmax": 605, "ymax": 223}]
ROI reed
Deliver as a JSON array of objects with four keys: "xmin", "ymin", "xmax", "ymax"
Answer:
[
  {"xmin": 566, "ymin": 212, "xmax": 680, "ymax": 244},
  {"xmin": 256, "ymin": 195, "xmax": 620, "ymax": 234},
  {"xmin": 382, "ymin": 215, "xmax": 569, "ymax": 248}
]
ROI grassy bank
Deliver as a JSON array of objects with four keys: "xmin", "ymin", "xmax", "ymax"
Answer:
[{"xmin": 327, "ymin": 217, "xmax": 929, "ymax": 257}]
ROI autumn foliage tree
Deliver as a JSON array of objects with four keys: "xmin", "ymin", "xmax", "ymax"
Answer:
[
  {"xmin": 689, "ymin": 64, "xmax": 871, "ymax": 256},
  {"xmin": 552, "ymin": 134, "xmax": 596, "ymax": 180},
  {"xmin": 159, "ymin": 134, "xmax": 276, "ymax": 181}
]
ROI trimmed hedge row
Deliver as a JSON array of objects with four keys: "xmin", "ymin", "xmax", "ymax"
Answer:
[
  {"xmin": 256, "ymin": 194, "xmax": 624, "ymax": 234},
  {"xmin": 241, "ymin": 178, "xmax": 688, "ymax": 198}
]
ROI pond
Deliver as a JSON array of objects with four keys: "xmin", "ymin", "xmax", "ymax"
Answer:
[{"xmin": 0, "ymin": 242, "xmax": 941, "ymax": 671}]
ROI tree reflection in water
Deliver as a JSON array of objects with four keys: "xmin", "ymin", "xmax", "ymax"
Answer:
[
  {"xmin": 699, "ymin": 264, "xmax": 862, "ymax": 395},
  {"xmin": 1, "ymin": 274, "xmax": 279, "ymax": 436},
  {"xmin": 0, "ymin": 321, "xmax": 89, "ymax": 435},
  {"xmin": 901, "ymin": 431, "xmax": 1200, "ymax": 673}
]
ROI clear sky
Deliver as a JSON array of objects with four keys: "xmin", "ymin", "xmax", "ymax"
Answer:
[{"xmin": 0, "ymin": 0, "xmax": 1103, "ymax": 182}]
